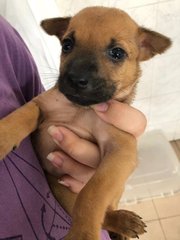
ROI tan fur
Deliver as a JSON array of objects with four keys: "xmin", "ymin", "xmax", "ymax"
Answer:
[{"xmin": 0, "ymin": 6, "xmax": 171, "ymax": 240}]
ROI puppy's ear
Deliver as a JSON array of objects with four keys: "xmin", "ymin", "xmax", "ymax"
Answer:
[
  {"xmin": 138, "ymin": 27, "xmax": 172, "ymax": 61},
  {"xmin": 41, "ymin": 17, "xmax": 71, "ymax": 40}
]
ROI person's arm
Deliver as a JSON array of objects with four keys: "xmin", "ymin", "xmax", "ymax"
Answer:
[{"xmin": 47, "ymin": 100, "xmax": 147, "ymax": 193}]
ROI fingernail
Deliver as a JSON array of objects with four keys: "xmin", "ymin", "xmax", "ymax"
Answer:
[
  {"xmin": 47, "ymin": 153, "xmax": 54, "ymax": 161},
  {"xmin": 92, "ymin": 103, "xmax": 108, "ymax": 112},
  {"xmin": 58, "ymin": 180, "xmax": 70, "ymax": 187},
  {"xmin": 47, "ymin": 153, "xmax": 63, "ymax": 167},
  {"xmin": 48, "ymin": 125, "xmax": 63, "ymax": 141}
]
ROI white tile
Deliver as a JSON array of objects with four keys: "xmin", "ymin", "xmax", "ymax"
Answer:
[
  {"xmin": 149, "ymin": 92, "xmax": 180, "ymax": 125},
  {"xmin": 132, "ymin": 98, "xmax": 151, "ymax": 121},
  {"xmin": 58, "ymin": 0, "xmax": 110, "ymax": 15},
  {"xmin": 126, "ymin": 3, "xmax": 157, "ymax": 28},
  {"xmin": 147, "ymin": 120, "xmax": 179, "ymax": 141},
  {"xmin": 153, "ymin": 194, "xmax": 180, "ymax": 218},
  {"xmin": 174, "ymin": 121, "xmax": 180, "ymax": 140},
  {"xmin": 156, "ymin": 0, "xmax": 180, "ymax": 56},
  {"xmin": 110, "ymin": 0, "xmax": 159, "ymax": 10},
  {"xmin": 152, "ymin": 54, "xmax": 180, "ymax": 96},
  {"xmin": 139, "ymin": 220, "xmax": 165, "ymax": 240},
  {"xmin": 161, "ymin": 216, "xmax": 180, "ymax": 240},
  {"xmin": 159, "ymin": 0, "xmax": 174, "ymax": 2},
  {"xmin": 56, "ymin": 0, "xmax": 73, "ymax": 15},
  {"xmin": 136, "ymin": 59, "xmax": 155, "ymax": 100}
]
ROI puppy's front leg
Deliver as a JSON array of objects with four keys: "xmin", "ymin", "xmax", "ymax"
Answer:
[
  {"xmin": 0, "ymin": 101, "xmax": 40, "ymax": 159},
  {"xmin": 65, "ymin": 127, "xmax": 137, "ymax": 240}
]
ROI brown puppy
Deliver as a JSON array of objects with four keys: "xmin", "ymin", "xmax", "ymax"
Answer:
[{"xmin": 0, "ymin": 6, "xmax": 171, "ymax": 240}]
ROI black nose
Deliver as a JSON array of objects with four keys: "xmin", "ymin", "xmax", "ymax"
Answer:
[{"xmin": 68, "ymin": 71, "xmax": 89, "ymax": 89}]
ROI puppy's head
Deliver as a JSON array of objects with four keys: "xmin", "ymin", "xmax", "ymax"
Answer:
[{"xmin": 41, "ymin": 7, "xmax": 171, "ymax": 106}]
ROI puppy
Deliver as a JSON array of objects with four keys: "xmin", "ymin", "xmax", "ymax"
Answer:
[{"xmin": 0, "ymin": 6, "xmax": 171, "ymax": 240}]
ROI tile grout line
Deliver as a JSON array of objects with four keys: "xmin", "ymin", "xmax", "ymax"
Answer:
[
  {"xmin": 145, "ymin": 213, "xmax": 180, "ymax": 223},
  {"xmin": 126, "ymin": 0, "xmax": 174, "ymax": 10},
  {"xmin": 152, "ymin": 199, "xmax": 167, "ymax": 240},
  {"xmin": 135, "ymin": 90, "xmax": 180, "ymax": 102}
]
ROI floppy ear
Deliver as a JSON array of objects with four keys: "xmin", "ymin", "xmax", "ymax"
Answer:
[
  {"xmin": 41, "ymin": 17, "xmax": 71, "ymax": 40},
  {"xmin": 138, "ymin": 27, "xmax": 172, "ymax": 61}
]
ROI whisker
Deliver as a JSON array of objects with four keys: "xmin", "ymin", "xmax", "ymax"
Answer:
[
  {"xmin": 40, "ymin": 72, "xmax": 58, "ymax": 75},
  {"xmin": 116, "ymin": 85, "xmax": 127, "ymax": 94},
  {"xmin": 39, "ymin": 66, "xmax": 59, "ymax": 72},
  {"xmin": 44, "ymin": 84, "xmax": 56, "ymax": 89},
  {"xmin": 42, "ymin": 83, "xmax": 57, "ymax": 87},
  {"xmin": 41, "ymin": 75, "xmax": 58, "ymax": 78},
  {"xmin": 45, "ymin": 80, "xmax": 55, "ymax": 83},
  {"xmin": 42, "ymin": 77, "xmax": 58, "ymax": 81},
  {"xmin": 44, "ymin": 82, "xmax": 56, "ymax": 87},
  {"xmin": 40, "ymin": 73, "xmax": 59, "ymax": 77}
]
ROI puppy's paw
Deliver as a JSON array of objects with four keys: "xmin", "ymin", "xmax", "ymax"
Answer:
[{"xmin": 104, "ymin": 209, "xmax": 147, "ymax": 239}]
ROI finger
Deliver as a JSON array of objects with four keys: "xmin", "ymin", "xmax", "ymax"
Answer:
[
  {"xmin": 58, "ymin": 175, "xmax": 86, "ymax": 193},
  {"xmin": 48, "ymin": 126, "xmax": 100, "ymax": 168},
  {"xmin": 92, "ymin": 100, "xmax": 147, "ymax": 137},
  {"xmin": 47, "ymin": 150, "xmax": 95, "ymax": 183}
]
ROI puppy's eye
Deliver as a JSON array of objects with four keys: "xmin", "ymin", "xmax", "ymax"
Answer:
[
  {"xmin": 62, "ymin": 38, "xmax": 74, "ymax": 53},
  {"xmin": 108, "ymin": 47, "xmax": 127, "ymax": 62}
]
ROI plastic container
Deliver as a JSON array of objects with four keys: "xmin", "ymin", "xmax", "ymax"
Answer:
[{"xmin": 120, "ymin": 130, "xmax": 180, "ymax": 205}]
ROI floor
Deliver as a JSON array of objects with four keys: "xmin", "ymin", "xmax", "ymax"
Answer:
[{"xmin": 121, "ymin": 140, "xmax": 180, "ymax": 240}]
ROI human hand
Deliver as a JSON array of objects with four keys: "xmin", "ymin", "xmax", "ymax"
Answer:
[
  {"xmin": 47, "ymin": 126, "xmax": 100, "ymax": 193},
  {"xmin": 92, "ymin": 100, "xmax": 147, "ymax": 137},
  {"xmin": 47, "ymin": 100, "xmax": 146, "ymax": 193}
]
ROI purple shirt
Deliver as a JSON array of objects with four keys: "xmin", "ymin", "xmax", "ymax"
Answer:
[{"xmin": 0, "ymin": 16, "xmax": 110, "ymax": 240}]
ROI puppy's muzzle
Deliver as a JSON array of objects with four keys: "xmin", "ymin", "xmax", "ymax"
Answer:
[{"xmin": 58, "ymin": 57, "xmax": 116, "ymax": 106}]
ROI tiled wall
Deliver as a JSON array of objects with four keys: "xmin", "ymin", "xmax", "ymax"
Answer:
[{"xmin": 56, "ymin": 0, "xmax": 180, "ymax": 141}]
